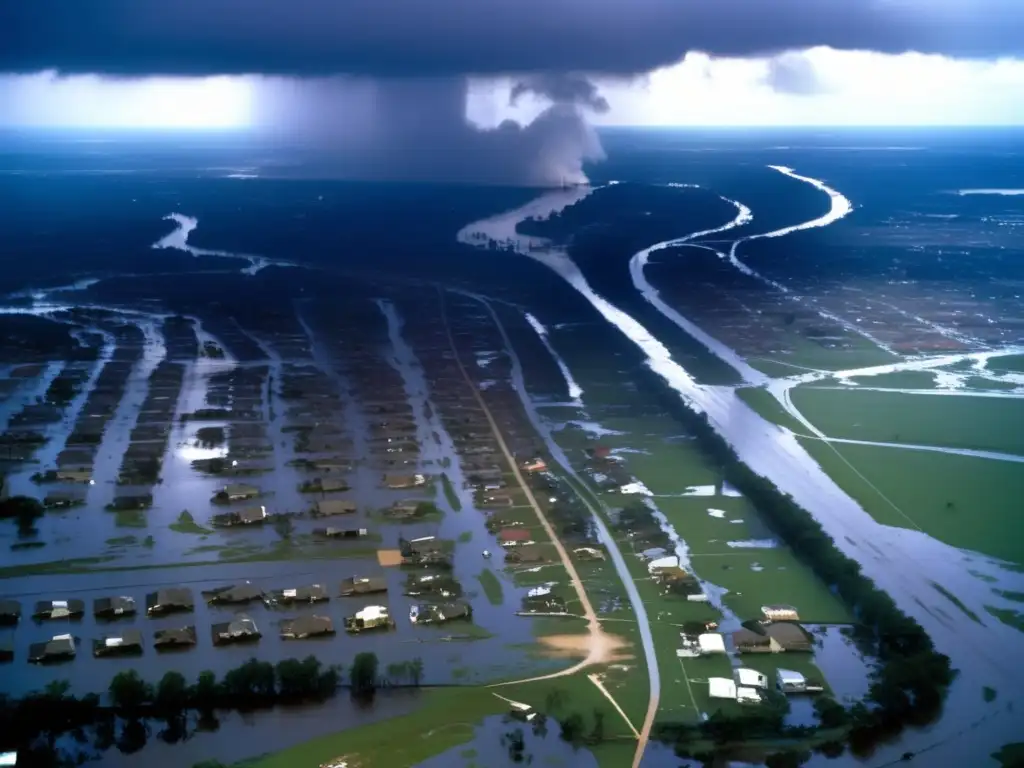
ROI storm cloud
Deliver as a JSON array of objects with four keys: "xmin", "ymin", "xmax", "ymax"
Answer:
[
  {"xmin": 3, "ymin": 0, "xmax": 1024, "ymax": 78},
  {"xmin": 762, "ymin": 53, "xmax": 827, "ymax": 96},
  {"xmin": 5, "ymin": 0, "xmax": 1021, "ymax": 185}
]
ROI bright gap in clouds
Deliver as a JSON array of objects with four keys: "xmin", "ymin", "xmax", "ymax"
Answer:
[
  {"xmin": 3, "ymin": 48, "xmax": 1024, "ymax": 131},
  {"xmin": 0, "ymin": 72, "xmax": 255, "ymax": 129}
]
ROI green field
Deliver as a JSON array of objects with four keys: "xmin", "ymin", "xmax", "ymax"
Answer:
[
  {"xmin": 987, "ymin": 354, "xmax": 1024, "ymax": 374},
  {"xmin": 844, "ymin": 370, "xmax": 938, "ymax": 389},
  {"xmin": 242, "ymin": 688, "xmax": 507, "ymax": 768},
  {"xmin": 745, "ymin": 333, "xmax": 898, "ymax": 374},
  {"xmin": 798, "ymin": 438, "xmax": 1024, "ymax": 565},
  {"xmin": 791, "ymin": 386, "xmax": 1024, "ymax": 455},
  {"xmin": 736, "ymin": 387, "xmax": 809, "ymax": 434}
]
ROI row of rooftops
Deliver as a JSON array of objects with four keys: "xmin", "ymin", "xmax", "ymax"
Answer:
[{"xmin": 0, "ymin": 579, "xmax": 398, "ymax": 622}]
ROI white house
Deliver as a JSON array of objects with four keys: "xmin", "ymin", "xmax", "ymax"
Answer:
[
  {"xmin": 735, "ymin": 667, "xmax": 769, "ymax": 689},
  {"xmin": 709, "ymin": 678, "xmax": 762, "ymax": 704}
]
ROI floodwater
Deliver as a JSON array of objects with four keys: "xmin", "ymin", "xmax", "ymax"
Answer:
[{"xmin": 460, "ymin": 180, "xmax": 1024, "ymax": 765}]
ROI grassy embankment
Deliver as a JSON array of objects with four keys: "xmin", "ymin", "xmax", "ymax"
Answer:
[{"xmin": 786, "ymin": 386, "xmax": 1024, "ymax": 566}]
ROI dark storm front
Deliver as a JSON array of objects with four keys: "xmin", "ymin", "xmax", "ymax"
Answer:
[{"xmin": 0, "ymin": 128, "xmax": 1023, "ymax": 768}]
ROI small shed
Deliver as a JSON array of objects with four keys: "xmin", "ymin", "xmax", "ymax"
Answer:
[{"xmin": 647, "ymin": 555, "xmax": 679, "ymax": 575}]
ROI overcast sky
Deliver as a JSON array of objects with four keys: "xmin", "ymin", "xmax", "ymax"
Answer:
[{"xmin": 2, "ymin": 0, "xmax": 1023, "ymax": 129}]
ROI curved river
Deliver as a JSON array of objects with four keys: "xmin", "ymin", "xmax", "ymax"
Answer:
[{"xmin": 459, "ymin": 170, "xmax": 1024, "ymax": 766}]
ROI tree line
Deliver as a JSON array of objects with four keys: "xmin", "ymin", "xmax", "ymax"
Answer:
[
  {"xmin": 648, "ymin": 396, "xmax": 955, "ymax": 762},
  {"xmin": 0, "ymin": 651, "xmax": 424, "ymax": 761}
]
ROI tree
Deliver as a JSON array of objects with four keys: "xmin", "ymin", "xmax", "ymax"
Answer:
[
  {"xmin": 813, "ymin": 696, "xmax": 848, "ymax": 729},
  {"xmin": 155, "ymin": 671, "xmax": 188, "ymax": 713},
  {"xmin": 589, "ymin": 708, "xmax": 605, "ymax": 744},
  {"xmin": 385, "ymin": 661, "xmax": 407, "ymax": 685},
  {"xmin": 558, "ymin": 713, "xmax": 585, "ymax": 747},
  {"xmin": 42, "ymin": 680, "xmax": 71, "ymax": 700},
  {"xmin": 350, "ymin": 652, "xmax": 379, "ymax": 697},
  {"xmin": 544, "ymin": 688, "xmax": 567, "ymax": 714},
  {"xmin": 190, "ymin": 670, "xmax": 219, "ymax": 710},
  {"xmin": 409, "ymin": 657, "xmax": 424, "ymax": 686},
  {"xmin": 0, "ymin": 495, "xmax": 44, "ymax": 536},
  {"xmin": 765, "ymin": 750, "xmax": 811, "ymax": 768},
  {"xmin": 109, "ymin": 670, "xmax": 153, "ymax": 714}
]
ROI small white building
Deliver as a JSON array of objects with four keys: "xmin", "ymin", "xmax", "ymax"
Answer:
[
  {"xmin": 709, "ymin": 678, "xmax": 762, "ymax": 704},
  {"xmin": 647, "ymin": 555, "xmax": 678, "ymax": 574},
  {"xmin": 735, "ymin": 667, "xmax": 769, "ymax": 689},
  {"xmin": 698, "ymin": 633, "xmax": 727, "ymax": 655}
]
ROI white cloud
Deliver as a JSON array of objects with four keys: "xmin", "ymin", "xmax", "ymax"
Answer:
[
  {"xmin": 470, "ymin": 48, "xmax": 1024, "ymax": 127},
  {"xmin": 0, "ymin": 72, "xmax": 254, "ymax": 129}
]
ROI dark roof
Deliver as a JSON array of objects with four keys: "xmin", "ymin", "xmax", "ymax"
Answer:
[
  {"xmin": 94, "ymin": 596, "xmax": 136, "ymax": 616},
  {"xmin": 339, "ymin": 576, "xmax": 387, "ymax": 595},
  {"xmin": 146, "ymin": 588, "xmax": 194, "ymax": 612},
  {"xmin": 33, "ymin": 599, "xmax": 85, "ymax": 617},
  {"xmin": 0, "ymin": 599, "xmax": 21, "ymax": 620},
  {"xmin": 733, "ymin": 628, "xmax": 770, "ymax": 647},
  {"xmin": 154, "ymin": 626, "xmax": 197, "ymax": 647},
  {"xmin": 29, "ymin": 635, "xmax": 76, "ymax": 662},
  {"xmin": 203, "ymin": 582, "xmax": 264, "ymax": 604},
  {"xmin": 212, "ymin": 615, "xmax": 260, "ymax": 643},
  {"xmin": 281, "ymin": 614, "xmax": 334, "ymax": 638},
  {"xmin": 764, "ymin": 622, "xmax": 813, "ymax": 649},
  {"xmin": 93, "ymin": 629, "xmax": 144, "ymax": 655}
]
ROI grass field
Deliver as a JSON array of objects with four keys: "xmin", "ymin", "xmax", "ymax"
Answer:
[
  {"xmin": 791, "ymin": 386, "xmax": 1024, "ymax": 455},
  {"xmin": 441, "ymin": 472, "xmax": 462, "ymax": 512},
  {"xmin": 241, "ymin": 687, "xmax": 507, "ymax": 768},
  {"xmin": 736, "ymin": 387, "xmax": 808, "ymax": 434},
  {"xmin": 798, "ymin": 437, "xmax": 1024, "ymax": 565},
  {"xmin": 746, "ymin": 333, "xmax": 898, "ymax": 375},
  {"xmin": 844, "ymin": 370, "xmax": 938, "ymax": 389},
  {"xmin": 987, "ymin": 354, "xmax": 1024, "ymax": 374},
  {"xmin": 477, "ymin": 569, "xmax": 504, "ymax": 606}
]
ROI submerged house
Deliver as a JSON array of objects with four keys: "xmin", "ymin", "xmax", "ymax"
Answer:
[
  {"xmin": 409, "ymin": 601, "xmax": 472, "ymax": 625},
  {"xmin": 28, "ymin": 634, "xmax": 76, "ymax": 664},
  {"xmin": 202, "ymin": 582, "xmax": 264, "ymax": 606},
  {"xmin": 265, "ymin": 584, "xmax": 329, "ymax": 606},
  {"xmin": 0, "ymin": 599, "xmax": 21, "ymax": 626},
  {"xmin": 33, "ymin": 599, "xmax": 85, "ymax": 620},
  {"xmin": 504, "ymin": 545, "xmax": 548, "ymax": 565},
  {"xmin": 211, "ymin": 614, "xmax": 261, "ymax": 646},
  {"xmin": 280, "ymin": 614, "xmax": 335, "ymax": 640},
  {"xmin": 312, "ymin": 499, "xmax": 357, "ymax": 517},
  {"xmin": 146, "ymin": 588, "xmax": 194, "ymax": 617},
  {"xmin": 94, "ymin": 596, "xmax": 136, "ymax": 620},
  {"xmin": 303, "ymin": 477, "xmax": 351, "ymax": 494},
  {"xmin": 499, "ymin": 529, "xmax": 534, "ymax": 548},
  {"xmin": 399, "ymin": 536, "xmax": 446, "ymax": 557},
  {"xmin": 339, "ymin": 576, "xmax": 387, "ymax": 596},
  {"xmin": 383, "ymin": 500, "xmax": 431, "ymax": 520},
  {"xmin": 154, "ymin": 626, "xmax": 197, "ymax": 650},
  {"xmin": 218, "ymin": 483, "xmax": 261, "ymax": 502},
  {"xmin": 521, "ymin": 586, "xmax": 567, "ymax": 614},
  {"xmin": 0, "ymin": 639, "xmax": 12, "ymax": 662},
  {"xmin": 344, "ymin": 605, "xmax": 394, "ymax": 633},
  {"xmin": 212, "ymin": 505, "xmax": 267, "ymax": 527},
  {"xmin": 764, "ymin": 622, "xmax": 814, "ymax": 652},
  {"xmin": 382, "ymin": 473, "xmax": 427, "ymax": 489},
  {"xmin": 93, "ymin": 629, "xmax": 144, "ymax": 658},
  {"xmin": 403, "ymin": 573, "xmax": 462, "ymax": 598},
  {"xmin": 314, "ymin": 526, "xmax": 369, "ymax": 539}
]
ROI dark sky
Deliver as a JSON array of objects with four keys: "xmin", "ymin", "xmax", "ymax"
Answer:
[
  {"xmin": 3, "ymin": 0, "xmax": 1023, "ymax": 78},
  {"xmin": 4, "ymin": 1, "xmax": 1020, "ymax": 186}
]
